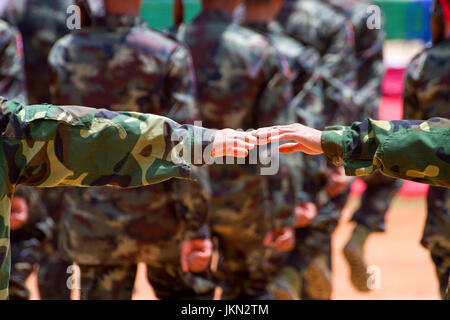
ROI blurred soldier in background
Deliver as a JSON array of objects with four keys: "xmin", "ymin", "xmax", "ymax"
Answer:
[
  {"xmin": 9, "ymin": 187, "xmax": 54, "ymax": 300},
  {"xmin": 49, "ymin": 0, "xmax": 215, "ymax": 300},
  {"xmin": 322, "ymin": 0, "xmax": 404, "ymax": 293},
  {"xmin": 1, "ymin": 0, "xmax": 76, "ymax": 299},
  {"xmin": 0, "ymin": 18, "xmax": 27, "ymax": 104},
  {"xmin": 402, "ymin": 0, "xmax": 450, "ymax": 299},
  {"xmin": 240, "ymin": 0, "xmax": 327, "ymax": 300},
  {"xmin": 0, "ymin": 0, "xmax": 74, "ymax": 104},
  {"xmin": 174, "ymin": 0, "xmax": 296, "ymax": 300},
  {"xmin": 270, "ymin": 0, "xmax": 357, "ymax": 299}
]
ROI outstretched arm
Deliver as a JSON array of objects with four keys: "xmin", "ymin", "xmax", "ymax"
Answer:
[
  {"xmin": 254, "ymin": 118, "xmax": 450, "ymax": 188},
  {"xmin": 0, "ymin": 99, "xmax": 258, "ymax": 190}
]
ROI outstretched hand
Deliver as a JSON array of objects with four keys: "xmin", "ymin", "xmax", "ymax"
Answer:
[
  {"xmin": 212, "ymin": 129, "xmax": 261, "ymax": 158},
  {"xmin": 253, "ymin": 124, "xmax": 324, "ymax": 155}
]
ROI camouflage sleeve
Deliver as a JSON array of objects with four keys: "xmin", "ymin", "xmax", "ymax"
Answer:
[
  {"xmin": 403, "ymin": 57, "xmax": 423, "ymax": 120},
  {"xmin": 1, "ymin": 99, "xmax": 217, "ymax": 190},
  {"xmin": 259, "ymin": 53, "xmax": 296, "ymax": 229},
  {"xmin": 0, "ymin": 21, "xmax": 27, "ymax": 105},
  {"xmin": 321, "ymin": 118, "xmax": 450, "ymax": 187},
  {"xmin": 163, "ymin": 45, "xmax": 200, "ymax": 124}
]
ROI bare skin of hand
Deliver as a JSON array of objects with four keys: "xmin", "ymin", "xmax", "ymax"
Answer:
[
  {"xmin": 295, "ymin": 202, "xmax": 318, "ymax": 228},
  {"xmin": 180, "ymin": 239, "xmax": 213, "ymax": 273},
  {"xmin": 325, "ymin": 166, "xmax": 351, "ymax": 198},
  {"xmin": 253, "ymin": 123, "xmax": 323, "ymax": 155},
  {"xmin": 263, "ymin": 227, "xmax": 295, "ymax": 252},
  {"xmin": 212, "ymin": 129, "xmax": 261, "ymax": 158},
  {"xmin": 10, "ymin": 197, "xmax": 28, "ymax": 231}
]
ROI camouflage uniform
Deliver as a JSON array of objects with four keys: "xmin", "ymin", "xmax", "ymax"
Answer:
[
  {"xmin": 1, "ymin": 0, "xmax": 73, "ymax": 104},
  {"xmin": 322, "ymin": 0, "xmax": 403, "ymax": 236},
  {"xmin": 1, "ymin": 0, "xmax": 76, "ymax": 299},
  {"xmin": 35, "ymin": 187, "xmax": 72, "ymax": 300},
  {"xmin": 9, "ymin": 186, "xmax": 54, "ymax": 300},
  {"xmin": 323, "ymin": 117, "xmax": 450, "ymax": 295},
  {"xmin": 175, "ymin": 9, "xmax": 294, "ymax": 299},
  {"xmin": 0, "ymin": 97, "xmax": 217, "ymax": 300},
  {"xmin": 275, "ymin": 0, "xmax": 359, "ymax": 299},
  {"xmin": 403, "ymin": 39, "xmax": 450, "ymax": 299},
  {"xmin": 0, "ymin": 19, "xmax": 27, "ymax": 104},
  {"xmin": 49, "ymin": 14, "xmax": 215, "ymax": 300}
]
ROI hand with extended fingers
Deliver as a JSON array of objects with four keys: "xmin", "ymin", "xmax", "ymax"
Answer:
[{"xmin": 253, "ymin": 123, "xmax": 324, "ymax": 155}]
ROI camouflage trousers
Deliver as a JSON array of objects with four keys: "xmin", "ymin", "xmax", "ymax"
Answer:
[
  {"xmin": 9, "ymin": 240, "xmax": 42, "ymax": 300},
  {"xmin": 147, "ymin": 263, "xmax": 215, "ymax": 300},
  {"xmin": 270, "ymin": 189, "xmax": 350, "ymax": 300},
  {"xmin": 37, "ymin": 242, "xmax": 72, "ymax": 300},
  {"xmin": 422, "ymin": 187, "xmax": 450, "ymax": 300},
  {"xmin": 351, "ymin": 172, "xmax": 403, "ymax": 232},
  {"xmin": 214, "ymin": 237, "xmax": 276, "ymax": 300},
  {"xmin": 79, "ymin": 264, "xmax": 137, "ymax": 300}
]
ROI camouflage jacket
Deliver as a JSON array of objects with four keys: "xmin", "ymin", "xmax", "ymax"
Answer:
[
  {"xmin": 1, "ymin": 0, "xmax": 73, "ymax": 104},
  {"xmin": 49, "ymin": 14, "xmax": 210, "ymax": 264},
  {"xmin": 403, "ymin": 39, "xmax": 450, "ymax": 121},
  {"xmin": 322, "ymin": 118, "xmax": 450, "ymax": 187},
  {"xmin": 0, "ymin": 19, "xmax": 26, "ymax": 104},
  {"xmin": 322, "ymin": 0, "xmax": 385, "ymax": 119},
  {"xmin": 277, "ymin": 0, "xmax": 358, "ymax": 127},
  {"xmin": 0, "ymin": 98, "xmax": 216, "ymax": 299},
  {"xmin": 175, "ymin": 9, "xmax": 294, "ymax": 231}
]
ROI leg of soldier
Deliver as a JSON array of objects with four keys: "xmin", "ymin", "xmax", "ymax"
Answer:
[
  {"xmin": 216, "ymin": 237, "xmax": 275, "ymax": 300},
  {"xmin": 300, "ymin": 224, "xmax": 335, "ymax": 300},
  {"xmin": 266, "ymin": 250, "xmax": 301, "ymax": 300},
  {"xmin": 344, "ymin": 172, "xmax": 403, "ymax": 292},
  {"xmin": 429, "ymin": 246, "xmax": 450, "ymax": 300},
  {"xmin": 9, "ymin": 242, "xmax": 40, "ymax": 300},
  {"xmin": 268, "ymin": 188, "xmax": 348, "ymax": 301},
  {"xmin": 422, "ymin": 187, "xmax": 450, "ymax": 300},
  {"xmin": 37, "ymin": 244, "xmax": 72, "ymax": 300},
  {"xmin": 79, "ymin": 264, "xmax": 137, "ymax": 300},
  {"xmin": 147, "ymin": 262, "xmax": 215, "ymax": 300}
]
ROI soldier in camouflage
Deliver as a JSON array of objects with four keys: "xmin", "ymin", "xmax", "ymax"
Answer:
[
  {"xmin": 270, "ymin": 0, "xmax": 359, "ymax": 299},
  {"xmin": 48, "ymin": 0, "xmax": 216, "ymax": 300},
  {"xmin": 0, "ymin": 0, "xmax": 78, "ymax": 299},
  {"xmin": 0, "ymin": 18, "xmax": 26, "ymax": 104},
  {"xmin": 239, "ymin": 0, "xmax": 329, "ymax": 300},
  {"xmin": 0, "ymin": 96, "xmax": 256, "ymax": 300},
  {"xmin": 1, "ymin": 0, "xmax": 74, "ymax": 104},
  {"xmin": 402, "ymin": 0, "xmax": 450, "ymax": 299},
  {"xmin": 174, "ymin": 0, "xmax": 296, "ymax": 299},
  {"xmin": 321, "ymin": 0, "xmax": 404, "ymax": 293},
  {"xmin": 9, "ymin": 186, "xmax": 54, "ymax": 300}
]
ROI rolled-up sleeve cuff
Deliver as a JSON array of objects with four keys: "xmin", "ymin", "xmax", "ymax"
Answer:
[{"xmin": 321, "ymin": 130, "xmax": 345, "ymax": 167}]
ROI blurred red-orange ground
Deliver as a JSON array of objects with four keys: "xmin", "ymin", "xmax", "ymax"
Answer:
[{"xmin": 26, "ymin": 196, "xmax": 440, "ymax": 300}]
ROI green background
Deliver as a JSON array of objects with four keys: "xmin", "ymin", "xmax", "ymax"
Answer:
[{"xmin": 140, "ymin": 0, "xmax": 432, "ymax": 40}]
